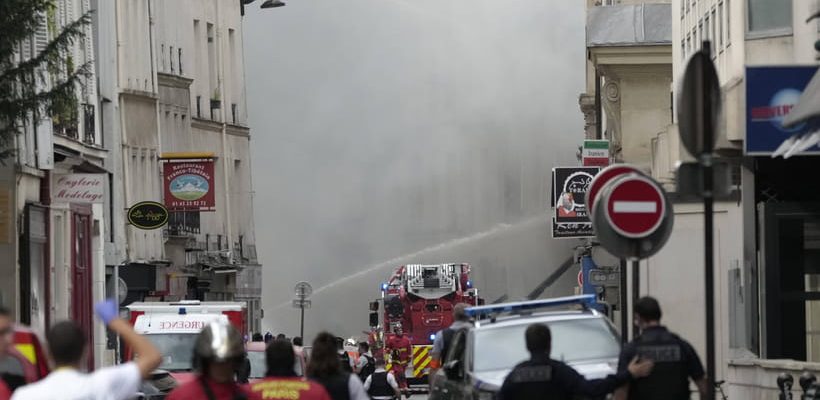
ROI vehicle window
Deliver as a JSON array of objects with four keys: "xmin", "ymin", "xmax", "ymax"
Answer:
[
  {"xmin": 473, "ymin": 318, "xmax": 620, "ymax": 372},
  {"xmin": 248, "ymin": 351, "xmax": 266, "ymax": 379},
  {"xmin": 146, "ymin": 334, "xmax": 196, "ymax": 371}
]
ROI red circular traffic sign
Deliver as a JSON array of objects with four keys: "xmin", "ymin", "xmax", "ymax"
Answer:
[
  {"xmin": 586, "ymin": 164, "xmax": 644, "ymax": 219},
  {"xmin": 604, "ymin": 175, "xmax": 666, "ymax": 238}
]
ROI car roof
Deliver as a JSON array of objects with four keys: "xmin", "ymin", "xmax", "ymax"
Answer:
[{"xmin": 472, "ymin": 309, "xmax": 604, "ymax": 331}]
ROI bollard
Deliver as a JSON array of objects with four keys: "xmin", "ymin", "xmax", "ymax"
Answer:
[
  {"xmin": 779, "ymin": 373, "xmax": 794, "ymax": 400},
  {"xmin": 800, "ymin": 373, "xmax": 817, "ymax": 400}
]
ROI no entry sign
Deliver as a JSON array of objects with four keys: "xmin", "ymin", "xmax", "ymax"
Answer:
[
  {"xmin": 586, "ymin": 164, "xmax": 644, "ymax": 219},
  {"xmin": 603, "ymin": 175, "xmax": 666, "ymax": 238}
]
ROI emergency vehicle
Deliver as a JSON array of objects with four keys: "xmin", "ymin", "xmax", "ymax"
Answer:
[
  {"xmin": 369, "ymin": 263, "xmax": 482, "ymax": 389},
  {"xmin": 126, "ymin": 300, "xmax": 247, "ymax": 385}
]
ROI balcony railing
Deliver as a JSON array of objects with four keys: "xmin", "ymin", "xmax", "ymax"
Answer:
[
  {"xmin": 166, "ymin": 211, "xmax": 201, "ymax": 236},
  {"xmin": 82, "ymin": 103, "xmax": 95, "ymax": 145}
]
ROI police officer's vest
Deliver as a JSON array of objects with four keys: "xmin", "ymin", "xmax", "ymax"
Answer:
[
  {"xmin": 630, "ymin": 330, "xmax": 691, "ymax": 400},
  {"xmin": 367, "ymin": 372, "xmax": 394, "ymax": 398}
]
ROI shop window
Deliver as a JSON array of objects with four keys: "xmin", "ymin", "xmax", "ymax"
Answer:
[{"xmin": 747, "ymin": 0, "xmax": 792, "ymax": 36}]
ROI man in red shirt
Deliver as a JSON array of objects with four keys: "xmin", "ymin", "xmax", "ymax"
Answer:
[
  {"xmin": 0, "ymin": 380, "xmax": 10, "ymax": 400},
  {"xmin": 248, "ymin": 340, "xmax": 331, "ymax": 400},
  {"xmin": 167, "ymin": 321, "xmax": 252, "ymax": 400},
  {"xmin": 384, "ymin": 324, "xmax": 412, "ymax": 398}
]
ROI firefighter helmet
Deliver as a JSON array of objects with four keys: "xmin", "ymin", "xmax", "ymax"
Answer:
[{"xmin": 193, "ymin": 320, "xmax": 245, "ymax": 367}]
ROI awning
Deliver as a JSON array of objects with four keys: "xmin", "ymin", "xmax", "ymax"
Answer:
[
  {"xmin": 783, "ymin": 69, "xmax": 820, "ymax": 128},
  {"xmin": 772, "ymin": 69, "xmax": 820, "ymax": 158}
]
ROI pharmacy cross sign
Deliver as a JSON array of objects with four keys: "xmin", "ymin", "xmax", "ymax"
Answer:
[{"xmin": 603, "ymin": 175, "xmax": 665, "ymax": 239}]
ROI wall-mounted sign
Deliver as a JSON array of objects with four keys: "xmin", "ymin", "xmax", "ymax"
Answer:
[
  {"xmin": 582, "ymin": 140, "xmax": 610, "ymax": 167},
  {"xmin": 552, "ymin": 167, "xmax": 599, "ymax": 224},
  {"xmin": 127, "ymin": 201, "xmax": 169, "ymax": 230},
  {"xmin": 746, "ymin": 66, "xmax": 819, "ymax": 155},
  {"xmin": 163, "ymin": 160, "xmax": 216, "ymax": 211},
  {"xmin": 52, "ymin": 173, "xmax": 105, "ymax": 203}
]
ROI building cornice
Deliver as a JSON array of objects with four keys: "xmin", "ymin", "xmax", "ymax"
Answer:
[
  {"xmin": 590, "ymin": 45, "xmax": 673, "ymax": 67},
  {"xmin": 157, "ymin": 72, "xmax": 194, "ymax": 89}
]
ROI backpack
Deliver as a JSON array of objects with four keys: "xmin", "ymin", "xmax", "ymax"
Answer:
[
  {"xmin": 358, "ymin": 355, "xmax": 376, "ymax": 382},
  {"xmin": 339, "ymin": 351, "xmax": 353, "ymax": 373}
]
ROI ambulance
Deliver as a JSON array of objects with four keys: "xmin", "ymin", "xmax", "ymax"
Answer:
[{"xmin": 126, "ymin": 300, "xmax": 247, "ymax": 384}]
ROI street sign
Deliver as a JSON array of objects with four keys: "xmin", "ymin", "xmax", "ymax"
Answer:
[
  {"xmin": 678, "ymin": 50, "xmax": 721, "ymax": 158},
  {"xmin": 582, "ymin": 140, "xmax": 610, "ymax": 167},
  {"xmin": 603, "ymin": 175, "xmax": 666, "ymax": 239},
  {"xmin": 292, "ymin": 299, "xmax": 312, "ymax": 309},
  {"xmin": 591, "ymin": 172, "xmax": 674, "ymax": 260},
  {"xmin": 588, "ymin": 269, "xmax": 620, "ymax": 286},
  {"xmin": 294, "ymin": 281, "xmax": 312, "ymax": 299},
  {"xmin": 586, "ymin": 164, "xmax": 645, "ymax": 219}
]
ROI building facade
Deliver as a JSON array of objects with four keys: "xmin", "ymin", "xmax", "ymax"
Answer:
[
  {"xmin": 583, "ymin": 0, "xmax": 820, "ymax": 397},
  {"xmin": 94, "ymin": 0, "xmax": 262, "ymax": 358}
]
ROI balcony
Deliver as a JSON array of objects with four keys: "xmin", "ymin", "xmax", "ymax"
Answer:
[
  {"xmin": 82, "ymin": 103, "xmax": 95, "ymax": 145},
  {"xmin": 166, "ymin": 211, "xmax": 201, "ymax": 237}
]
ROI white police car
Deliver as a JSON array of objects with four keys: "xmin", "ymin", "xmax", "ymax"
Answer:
[{"xmin": 430, "ymin": 295, "xmax": 621, "ymax": 400}]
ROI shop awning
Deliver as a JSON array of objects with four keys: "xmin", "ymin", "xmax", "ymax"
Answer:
[{"xmin": 774, "ymin": 69, "xmax": 820, "ymax": 158}]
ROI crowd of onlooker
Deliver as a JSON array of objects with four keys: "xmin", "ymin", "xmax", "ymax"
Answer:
[{"xmin": 0, "ymin": 299, "xmax": 401, "ymax": 400}]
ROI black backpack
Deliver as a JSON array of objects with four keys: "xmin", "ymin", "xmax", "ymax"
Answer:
[
  {"xmin": 358, "ymin": 355, "xmax": 376, "ymax": 382},
  {"xmin": 339, "ymin": 351, "xmax": 353, "ymax": 373}
]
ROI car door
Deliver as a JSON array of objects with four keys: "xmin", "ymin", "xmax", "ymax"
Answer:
[{"xmin": 429, "ymin": 330, "xmax": 472, "ymax": 400}]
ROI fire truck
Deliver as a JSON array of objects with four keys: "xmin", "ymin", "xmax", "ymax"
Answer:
[{"xmin": 369, "ymin": 263, "xmax": 482, "ymax": 388}]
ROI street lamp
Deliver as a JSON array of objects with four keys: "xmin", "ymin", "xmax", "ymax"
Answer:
[{"xmin": 261, "ymin": 0, "xmax": 286, "ymax": 8}]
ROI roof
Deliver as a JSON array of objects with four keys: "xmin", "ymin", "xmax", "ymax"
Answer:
[
  {"xmin": 587, "ymin": 3, "xmax": 672, "ymax": 47},
  {"xmin": 783, "ymin": 69, "xmax": 820, "ymax": 128},
  {"xmin": 474, "ymin": 310, "xmax": 601, "ymax": 330}
]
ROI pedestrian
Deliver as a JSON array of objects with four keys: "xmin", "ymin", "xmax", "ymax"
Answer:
[
  {"xmin": 498, "ymin": 323, "xmax": 653, "ymax": 400},
  {"xmin": 293, "ymin": 337, "xmax": 303, "ymax": 347},
  {"xmin": 363, "ymin": 358, "xmax": 401, "ymax": 400},
  {"xmin": 335, "ymin": 337, "xmax": 353, "ymax": 373},
  {"xmin": 11, "ymin": 299, "xmax": 162, "ymax": 400},
  {"xmin": 253, "ymin": 333, "xmax": 264, "ymax": 342},
  {"xmin": 353, "ymin": 342, "xmax": 374, "ymax": 383},
  {"xmin": 614, "ymin": 297, "xmax": 707, "ymax": 400},
  {"xmin": 247, "ymin": 339, "xmax": 331, "ymax": 400},
  {"xmin": 166, "ymin": 320, "xmax": 252, "ymax": 400},
  {"xmin": 265, "ymin": 332, "xmax": 274, "ymax": 344},
  {"xmin": 277, "ymin": 334, "xmax": 286, "ymax": 341},
  {"xmin": 429, "ymin": 303, "xmax": 472, "ymax": 379},
  {"xmin": 384, "ymin": 324, "xmax": 412, "ymax": 398},
  {"xmin": 306, "ymin": 332, "xmax": 368, "ymax": 400},
  {"xmin": 0, "ymin": 308, "xmax": 13, "ymax": 400}
]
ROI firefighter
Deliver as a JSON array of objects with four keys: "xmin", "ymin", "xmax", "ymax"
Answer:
[
  {"xmin": 166, "ymin": 320, "xmax": 252, "ymax": 400},
  {"xmin": 384, "ymin": 324, "xmax": 412, "ymax": 399},
  {"xmin": 247, "ymin": 339, "xmax": 331, "ymax": 400}
]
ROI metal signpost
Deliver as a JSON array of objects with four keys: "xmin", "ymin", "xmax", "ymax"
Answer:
[
  {"xmin": 588, "ymin": 164, "xmax": 673, "ymax": 340},
  {"xmin": 293, "ymin": 281, "xmax": 313, "ymax": 341},
  {"xmin": 677, "ymin": 41, "xmax": 721, "ymax": 400}
]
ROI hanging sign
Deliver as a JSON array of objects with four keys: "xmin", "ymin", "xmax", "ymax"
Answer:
[
  {"xmin": 163, "ymin": 160, "xmax": 216, "ymax": 211},
  {"xmin": 127, "ymin": 201, "xmax": 169, "ymax": 230},
  {"xmin": 582, "ymin": 140, "xmax": 610, "ymax": 167}
]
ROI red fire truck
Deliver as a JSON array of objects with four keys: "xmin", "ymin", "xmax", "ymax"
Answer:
[{"xmin": 369, "ymin": 263, "xmax": 482, "ymax": 388}]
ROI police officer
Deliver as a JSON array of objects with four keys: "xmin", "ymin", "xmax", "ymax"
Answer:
[
  {"xmin": 498, "ymin": 323, "xmax": 653, "ymax": 400},
  {"xmin": 614, "ymin": 297, "xmax": 707, "ymax": 400}
]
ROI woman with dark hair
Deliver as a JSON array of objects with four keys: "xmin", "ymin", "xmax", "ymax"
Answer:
[{"xmin": 306, "ymin": 332, "xmax": 368, "ymax": 400}]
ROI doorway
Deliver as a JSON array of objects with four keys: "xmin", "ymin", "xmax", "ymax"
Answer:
[
  {"xmin": 71, "ymin": 204, "xmax": 93, "ymax": 370},
  {"xmin": 759, "ymin": 202, "xmax": 820, "ymax": 362}
]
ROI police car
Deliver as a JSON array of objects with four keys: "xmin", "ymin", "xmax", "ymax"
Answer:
[{"xmin": 429, "ymin": 295, "xmax": 621, "ymax": 400}]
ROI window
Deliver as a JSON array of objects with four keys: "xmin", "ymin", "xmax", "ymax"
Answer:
[
  {"xmin": 705, "ymin": 14, "xmax": 711, "ymax": 42},
  {"xmin": 711, "ymin": 9, "xmax": 717, "ymax": 52},
  {"xmin": 719, "ymin": 2, "xmax": 724, "ymax": 48},
  {"xmin": 161, "ymin": 44, "xmax": 165, "ymax": 71},
  {"xmin": 178, "ymin": 48, "xmax": 183, "ymax": 75},
  {"xmin": 169, "ymin": 46, "xmax": 174, "ymax": 73},
  {"xmin": 727, "ymin": 0, "xmax": 732, "ymax": 45},
  {"xmin": 747, "ymin": 0, "xmax": 792, "ymax": 34}
]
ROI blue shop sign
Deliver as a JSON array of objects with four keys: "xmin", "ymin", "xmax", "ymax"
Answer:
[{"xmin": 745, "ymin": 66, "xmax": 819, "ymax": 155}]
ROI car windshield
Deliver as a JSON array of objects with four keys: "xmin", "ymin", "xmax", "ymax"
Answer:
[
  {"xmin": 146, "ymin": 334, "xmax": 196, "ymax": 371},
  {"xmin": 247, "ymin": 351, "xmax": 304, "ymax": 378},
  {"xmin": 473, "ymin": 318, "xmax": 620, "ymax": 372}
]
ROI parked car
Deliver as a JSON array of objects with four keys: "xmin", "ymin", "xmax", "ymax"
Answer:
[{"xmin": 429, "ymin": 295, "xmax": 621, "ymax": 400}]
